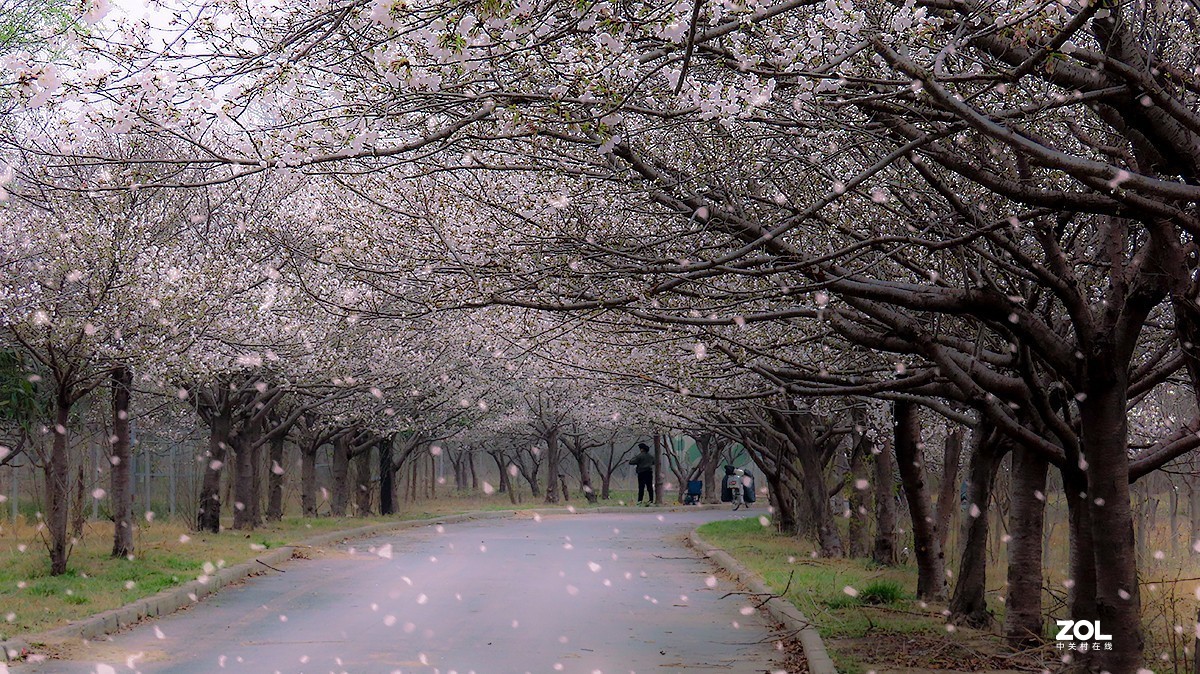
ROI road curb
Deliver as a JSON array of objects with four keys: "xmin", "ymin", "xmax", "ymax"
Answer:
[
  {"xmin": 1, "ymin": 503, "xmax": 723, "ymax": 661},
  {"xmin": 689, "ymin": 529, "xmax": 838, "ymax": 674}
]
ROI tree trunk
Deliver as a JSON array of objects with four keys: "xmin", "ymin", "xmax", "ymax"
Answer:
[
  {"xmin": 848, "ymin": 410, "xmax": 872, "ymax": 558},
  {"xmin": 468, "ymin": 449, "xmax": 478, "ymax": 492},
  {"xmin": 543, "ymin": 426, "xmax": 561, "ymax": 504},
  {"xmin": 949, "ymin": 427, "xmax": 1004, "ymax": 627},
  {"xmin": 249, "ymin": 433, "xmax": 263, "ymax": 527},
  {"xmin": 71, "ymin": 462, "xmax": 85, "ymax": 539},
  {"xmin": 937, "ymin": 427, "xmax": 963, "ymax": 553},
  {"xmin": 702, "ymin": 447, "xmax": 719, "ymax": 504},
  {"xmin": 1079, "ymin": 372, "xmax": 1143, "ymax": 672},
  {"xmin": 355, "ymin": 443, "xmax": 373, "ymax": 516},
  {"xmin": 574, "ymin": 443, "xmax": 598, "ymax": 504},
  {"xmin": 1170, "ymin": 484, "xmax": 1179, "ymax": 557},
  {"xmin": 893, "ymin": 400, "xmax": 945, "ymax": 600},
  {"xmin": 798, "ymin": 435, "xmax": 843, "ymax": 557},
  {"xmin": 600, "ymin": 442, "xmax": 614, "ymax": 499},
  {"xmin": 110, "ymin": 366, "xmax": 134, "ymax": 557},
  {"xmin": 427, "ymin": 451, "xmax": 436, "ymax": 499},
  {"xmin": 1190, "ymin": 479, "xmax": 1200, "ymax": 554},
  {"xmin": 330, "ymin": 436, "xmax": 350, "ymax": 517},
  {"xmin": 1063, "ymin": 462, "xmax": 1099, "ymax": 626},
  {"xmin": 197, "ymin": 410, "xmax": 229, "ymax": 533},
  {"xmin": 451, "ymin": 449, "xmax": 466, "ymax": 491},
  {"xmin": 232, "ymin": 431, "xmax": 257, "ymax": 530},
  {"xmin": 653, "ymin": 433, "xmax": 663, "ymax": 505},
  {"xmin": 489, "ymin": 450, "xmax": 509, "ymax": 495},
  {"xmin": 379, "ymin": 439, "xmax": 395, "ymax": 516},
  {"xmin": 301, "ymin": 442, "xmax": 318, "ymax": 517},
  {"xmin": 503, "ymin": 458, "xmax": 518, "ymax": 505},
  {"xmin": 1195, "ymin": 608, "xmax": 1200, "ymax": 674},
  {"xmin": 266, "ymin": 434, "xmax": 285, "ymax": 522},
  {"xmin": 407, "ymin": 458, "xmax": 418, "ymax": 503},
  {"xmin": 1134, "ymin": 488, "xmax": 1148, "ymax": 560},
  {"xmin": 873, "ymin": 433, "xmax": 899, "ymax": 566},
  {"xmin": 1003, "ymin": 444, "xmax": 1048, "ymax": 650},
  {"xmin": 47, "ymin": 395, "xmax": 72, "ymax": 575}
]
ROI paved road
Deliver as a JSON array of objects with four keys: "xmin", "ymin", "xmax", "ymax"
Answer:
[{"xmin": 18, "ymin": 509, "xmax": 790, "ymax": 673}]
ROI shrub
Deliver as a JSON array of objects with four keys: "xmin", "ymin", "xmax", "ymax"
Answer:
[{"xmin": 859, "ymin": 580, "xmax": 906, "ymax": 605}]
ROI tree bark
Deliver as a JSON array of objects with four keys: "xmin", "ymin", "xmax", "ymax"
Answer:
[
  {"xmin": 937, "ymin": 427, "xmax": 963, "ymax": 553},
  {"xmin": 300, "ymin": 442, "xmax": 318, "ymax": 517},
  {"xmin": 848, "ymin": 409, "xmax": 871, "ymax": 559},
  {"xmin": 379, "ymin": 438, "xmax": 395, "ymax": 516},
  {"xmin": 1169, "ymin": 483, "xmax": 1179, "ymax": 557},
  {"xmin": 355, "ymin": 442, "xmax": 373, "ymax": 516},
  {"xmin": 797, "ymin": 429, "xmax": 843, "ymax": 557},
  {"xmin": 572, "ymin": 439, "xmax": 598, "ymax": 504},
  {"xmin": 653, "ymin": 433, "xmax": 664, "ymax": 505},
  {"xmin": 197, "ymin": 409, "xmax": 229, "ymax": 533},
  {"xmin": 266, "ymin": 434, "xmax": 284, "ymax": 522},
  {"xmin": 699, "ymin": 436, "xmax": 720, "ymax": 504},
  {"xmin": 232, "ymin": 429, "xmax": 257, "ymax": 530},
  {"xmin": 1080, "ymin": 371, "xmax": 1143, "ymax": 672},
  {"xmin": 249, "ymin": 432, "xmax": 263, "ymax": 527},
  {"xmin": 71, "ymin": 462, "xmax": 85, "ymax": 539},
  {"xmin": 330, "ymin": 436, "xmax": 350, "ymax": 517},
  {"xmin": 873, "ymin": 433, "xmax": 899, "ymax": 566},
  {"xmin": 1190, "ymin": 478, "xmax": 1200, "ymax": 554},
  {"xmin": 1003, "ymin": 444, "xmax": 1048, "ymax": 650},
  {"xmin": 543, "ymin": 426, "xmax": 561, "ymax": 504},
  {"xmin": 47, "ymin": 394, "xmax": 72, "ymax": 575},
  {"xmin": 1063, "ymin": 462, "xmax": 1099, "ymax": 626},
  {"xmin": 893, "ymin": 400, "xmax": 945, "ymax": 600},
  {"xmin": 767, "ymin": 465, "xmax": 800, "ymax": 534},
  {"xmin": 949, "ymin": 427, "xmax": 1004, "ymax": 628},
  {"xmin": 489, "ymin": 450, "xmax": 509, "ymax": 495},
  {"xmin": 110, "ymin": 366, "xmax": 134, "ymax": 557},
  {"xmin": 428, "ymin": 451, "xmax": 436, "ymax": 499}
]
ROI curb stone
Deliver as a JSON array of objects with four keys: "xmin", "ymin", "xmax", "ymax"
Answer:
[
  {"xmin": 689, "ymin": 529, "xmax": 838, "ymax": 674},
  {"xmin": 1, "ymin": 502, "xmax": 724, "ymax": 662}
]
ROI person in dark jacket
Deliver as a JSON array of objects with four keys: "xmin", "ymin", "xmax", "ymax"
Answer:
[{"xmin": 629, "ymin": 443, "xmax": 655, "ymax": 505}]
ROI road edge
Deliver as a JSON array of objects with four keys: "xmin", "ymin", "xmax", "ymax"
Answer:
[
  {"xmin": 689, "ymin": 529, "xmax": 838, "ymax": 674},
  {"xmin": 2, "ymin": 503, "xmax": 723, "ymax": 662}
]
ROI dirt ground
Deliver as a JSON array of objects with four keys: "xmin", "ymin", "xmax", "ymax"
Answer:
[{"xmin": 829, "ymin": 630, "xmax": 1049, "ymax": 674}]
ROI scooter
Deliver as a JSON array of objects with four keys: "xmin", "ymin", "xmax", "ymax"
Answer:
[{"xmin": 726, "ymin": 468, "xmax": 746, "ymax": 511}]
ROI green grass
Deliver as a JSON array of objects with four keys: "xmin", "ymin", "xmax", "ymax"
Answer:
[
  {"xmin": 699, "ymin": 518, "xmax": 935, "ymax": 638},
  {"xmin": 697, "ymin": 517, "xmax": 978, "ymax": 673}
]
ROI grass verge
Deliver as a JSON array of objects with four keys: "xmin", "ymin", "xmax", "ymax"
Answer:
[{"xmin": 696, "ymin": 517, "xmax": 1023, "ymax": 674}]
